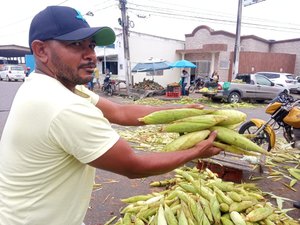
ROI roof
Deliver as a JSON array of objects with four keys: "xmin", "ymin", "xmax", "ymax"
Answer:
[{"xmin": 0, "ymin": 45, "xmax": 31, "ymax": 58}]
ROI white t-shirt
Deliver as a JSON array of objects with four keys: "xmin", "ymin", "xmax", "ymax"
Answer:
[{"xmin": 0, "ymin": 72, "xmax": 119, "ymax": 225}]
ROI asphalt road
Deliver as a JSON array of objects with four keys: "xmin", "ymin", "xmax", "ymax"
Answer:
[{"xmin": 0, "ymin": 81, "xmax": 299, "ymax": 224}]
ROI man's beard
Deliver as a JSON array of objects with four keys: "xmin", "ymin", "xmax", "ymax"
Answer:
[{"xmin": 50, "ymin": 51, "xmax": 91, "ymax": 85}]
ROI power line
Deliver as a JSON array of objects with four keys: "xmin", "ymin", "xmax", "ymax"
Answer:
[{"xmin": 127, "ymin": 3, "xmax": 300, "ymax": 36}]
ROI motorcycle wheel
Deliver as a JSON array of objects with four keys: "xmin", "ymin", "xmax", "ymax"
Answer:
[
  {"xmin": 239, "ymin": 121, "xmax": 272, "ymax": 151},
  {"xmin": 107, "ymin": 86, "xmax": 113, "ymax": 96},
  {"xmin": 283, "ymin": 126, "xmax": 295, "ymax": 147},
  {"xmin": 188, "ymin": 85, "xmax": 196, "ymax": 93}
]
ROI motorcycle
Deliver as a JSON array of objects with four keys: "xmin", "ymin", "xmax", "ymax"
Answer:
[
  {"xmin": 238, "ymin": 91, "xmax": 300, "ymax": 151},
  {"xmin": 188, "ymin": 76, "xmax": 205, "ymax": 93},
  {"xmin": 101, "ymin": 74, "xmax": 115, "ymax": 96}
]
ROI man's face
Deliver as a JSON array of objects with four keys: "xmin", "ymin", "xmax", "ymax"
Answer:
[{"xmin": 47, "ymin": 39, "xmax": 97, "ymax": 87}]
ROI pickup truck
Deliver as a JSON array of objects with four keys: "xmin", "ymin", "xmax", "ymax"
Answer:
[{"xmin": 200, "ymin": 73, "xmax": 287, "ymax": 103}]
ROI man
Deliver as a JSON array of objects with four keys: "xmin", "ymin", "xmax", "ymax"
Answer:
[
  {"xmin": 0, "ymin": 6, "xmax": 221, "ymax": 225},
  {"xmin": 94, "ymin": 66, "xmax": 100, "ymax": 89},
  {"xmin": 180, "ymin": 69, "xmax": 190, "ymax": 96}
]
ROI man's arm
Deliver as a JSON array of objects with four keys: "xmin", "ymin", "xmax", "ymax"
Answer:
[
  {"xmin": 88, "ymin": 131, "xmax": 221, "ymax": 178},
  {"xmin": 96, "ymin": 96, "xmax": 204, "ymax": 126}
]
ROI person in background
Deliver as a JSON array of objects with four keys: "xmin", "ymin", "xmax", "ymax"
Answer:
[
  {"xmin": 210, "ymin": 70, "xmax": 219, "ymax": 82},
  {"xmin": 25, "ymin": 67, "xmax": 31, "ymax": 77},
  {"xmin": 87, "ymin": 71, "xmax": 95, "ymax": 91},
  {"xmin": 0, "ymin": 6, "xmax": 221, "ymax": 225},
  {"xmin": 180, "ymin": 69, "xmax": 190, "ymax": 96},
  {"xmin": 94, "ymin": 67, "xmax": 100, "ymax": 89}
]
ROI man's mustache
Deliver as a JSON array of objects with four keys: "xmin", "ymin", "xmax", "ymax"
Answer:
[{"xmin": 79, "ymin": 62, "xmax": 96, "ymax": 69}]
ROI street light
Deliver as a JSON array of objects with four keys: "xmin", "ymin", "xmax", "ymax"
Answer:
[{"xmin": 85, "ymin": 11, "xmax": 94, "ymax": 17}]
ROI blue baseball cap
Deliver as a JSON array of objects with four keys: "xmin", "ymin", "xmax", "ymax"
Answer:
[{"xmin": 29, "ymin": 6, "xmax": 116, "ymax": 48}]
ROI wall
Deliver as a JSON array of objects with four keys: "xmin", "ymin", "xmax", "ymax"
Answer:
[
  {"xmin": 240, "ymin": 38, "xmax": 269, "ymax": 52},
  {"xmin": 271, "ymin": 39, "xmax": 300, "ymax": 75},
  {"xmin": 127, "ymin": 31, "xmax": 185, "ymax": 87},
  {"xmin": 228, "ymin": 51, "xmax": 296, "ymax": 80}
]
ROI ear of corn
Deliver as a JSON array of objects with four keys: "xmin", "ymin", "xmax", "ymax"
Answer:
[
  {"xmin": 138, "ymin": 108, "xmax": 215, "ymax": 124},
  {"xmin": 162, "ymin": 122, "xmax": 214, "ymax": 133},
  {"xmin": 229, "ymin": 201, "xmax": 255, "ymax": 213},
  {"xmin": 163, "ymin": 130, "xmax": 210, "ymax": 152},
  {"xmin": 170, "ymin": 114, "xmax": 228, "ymax": 124},
  {"xmin": 213, "ymin": 141, "xmax": 260, "ymax": 156},
  {"xmin": 209, "ymin": 194, "xmax": 221, "ymax": 225},
  {"xmin": 245, "ymin": 207, "xmax": 274, "ymax": 222},
  {"xmin": 210, "ymin": 126, "xmax": 270, "ymax": 155},
  {"xmin": 178, "ymin": 209, "xmax": 189, "ymax": 225},
  {"xmin": 230, "ymin": 211, "xmax": 247, "ymax": 225},
  {"xmin": 157, "ymin": 204, "xmax": 168, "ymax": 225},
  {"xmin": 221, "ymin": 216, "xmax": 235, "ymax": 225},
  {"xmin": 212, "ymin": 109, "xmax": 247, "ymax": 126},
  {"xmin": 134, "ymin": 217, "xmax": 145, "ymax": 225},
  {"xmin": 227, "ymin": 191, "xmax": 242, "ymax": 202},
  {"xmin": 164, "ymin": 204, "xmax": 178, "ymax": 225},
  {"xmin": 162, "ymin": 115, "xmax": 228, "ymax": 133}
]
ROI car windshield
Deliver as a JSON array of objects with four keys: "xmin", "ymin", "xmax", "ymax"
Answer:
[{"xmin": 11, "ymin": 66, "xmax": 24, "ymax": 71}]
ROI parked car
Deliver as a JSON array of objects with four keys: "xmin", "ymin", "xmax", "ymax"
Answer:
[
  {"xmin": 296, "ymin": 76, "xmax": 300, "ymax": 93},
  {"xmin": 200, "ymin": 73, "xmax": 287, "ymax": 103},
  {"xmin": 0, "ymin": 65, "xmax": 25, "ymax": 82},
  {"xmin": 255, "ymin": 72, "xmax": 299, "ymax": 93}
]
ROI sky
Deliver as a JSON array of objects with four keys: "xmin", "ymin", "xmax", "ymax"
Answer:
[{"xmin": 1, "ymin": 0, "xmax": 300, "ymax": 48}]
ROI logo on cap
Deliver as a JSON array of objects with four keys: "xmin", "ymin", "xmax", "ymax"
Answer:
[{"xmin": 75, "ymin": 9, "xmax": 86, "ymax": 22}]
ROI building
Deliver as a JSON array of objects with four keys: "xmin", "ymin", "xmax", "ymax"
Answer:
[
  {"xmin": 180, "ymin": 25, "xmax": 298, "ymax": 82},
  {"xmin": 95, "ymin": 28, "xmax": 185, "ymax": 87},
  {"xmin": 0, "ymin": 45, "xmax": 31, "ymax": 69}
]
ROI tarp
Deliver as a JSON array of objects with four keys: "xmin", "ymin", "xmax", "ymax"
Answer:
[{"xmin": 131, "ymin": 61, "xmax": 171, "ymax": 72}]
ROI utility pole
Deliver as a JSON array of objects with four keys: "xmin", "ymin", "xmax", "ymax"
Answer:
[
  {"xmin": 232, "ymin": 0, "xmax": 243, "ymax": 80},
  {"xmin": 119, "ymin": 0, "xmax": 132, "ymax": 89},
  {"xmin": 232, "ymin": 0, "xmax": 266, "ymax": 80}
]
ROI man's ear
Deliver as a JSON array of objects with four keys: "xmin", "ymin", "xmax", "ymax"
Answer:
[{"xmin": 31, "ymin": 40, "xmax": 49, "ymax": 63}]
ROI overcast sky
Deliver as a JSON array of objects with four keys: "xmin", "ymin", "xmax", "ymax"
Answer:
[{"xmin": 1, "ymin": 0, "xmax": 300, "ymax": 47}]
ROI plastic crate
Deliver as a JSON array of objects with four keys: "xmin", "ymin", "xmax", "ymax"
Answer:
[{"xmin": 166, "ymin": 92, "xmax": 181, "ymax": 98}]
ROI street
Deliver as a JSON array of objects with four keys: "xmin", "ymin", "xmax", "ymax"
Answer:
[{"xmin": 0, "ymin": 81, "xmax": 299, "ymax": 224}]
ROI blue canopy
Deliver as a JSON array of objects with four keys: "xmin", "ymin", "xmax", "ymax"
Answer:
[
  {"xmin": 170, "ymin": 60, "xmax": 197, "ymax": 68},
  {"xmin": 131, "ymin": 61, "xmax": 171, "ymax": 72}
]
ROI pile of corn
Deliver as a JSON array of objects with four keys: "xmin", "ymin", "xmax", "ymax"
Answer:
[
  {"xmin": 107, "ymin": 167, "xmax": 298, "ymax": 225},
  {"xmin": 138, "ymin": 108, "xmax": 270, "ymax": 156},
  {"xmin": 134, "ymin": 96, "xmax": 258, "ymax": 109}
]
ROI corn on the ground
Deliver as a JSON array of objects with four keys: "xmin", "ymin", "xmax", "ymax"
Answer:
[
  {"xmin": 245, "ymin": 207, "xmax": 274, "ymax": 222},
  {"xmin": 230, "ymin": 211, "xmax": 247, "ymax": 225}
]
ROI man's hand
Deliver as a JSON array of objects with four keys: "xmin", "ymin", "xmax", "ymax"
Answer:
[
  {"xmin": 194, "ymin": 131, "xmax": 222, "ymax": 158},
  {"xmin": 184, "ymin": 103, "xmax": 204, "ymax": 110}
]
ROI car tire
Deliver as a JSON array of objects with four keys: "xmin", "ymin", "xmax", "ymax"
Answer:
[
  {"xmin": 211, "ymin": 97, "xmax": 221, "ymax": 102},
  {"xmin": 256, "ymin": 100, "xmax": 265, "ymax": 104},
  {"xmin": 227, "ymin": 91, "xmax": 241, "ymax": 103}
]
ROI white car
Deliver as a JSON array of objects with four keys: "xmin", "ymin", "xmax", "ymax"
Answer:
[
  {"xmin": 255, "ymin": 72, "xmax": 299, "ymax": 93},
  {"xmin": 0, "ymin": 65, "xmax": 25, "ymax": 82}
]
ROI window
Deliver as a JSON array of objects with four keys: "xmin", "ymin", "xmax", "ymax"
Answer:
[
  {"xmin": 219, "ymin": 60, "xmax": 229, "ymax": 69},
  {"xmin": 256, "ymin": 75, "xmax": 272, "ymax": 86}
]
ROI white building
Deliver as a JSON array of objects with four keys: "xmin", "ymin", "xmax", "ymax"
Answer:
[{"xmin": 95, "ymin": 28, "xmax": 185, "ymax": 87}]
